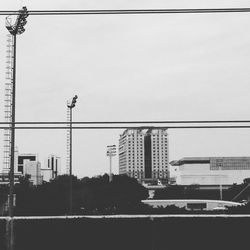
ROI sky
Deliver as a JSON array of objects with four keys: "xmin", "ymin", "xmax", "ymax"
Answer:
[{"xmin": 1, "ymin": 0, "xmax": 250, "ymax": 178}]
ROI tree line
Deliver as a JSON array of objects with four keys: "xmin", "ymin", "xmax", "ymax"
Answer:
[{"xmin": 1, "ymin": 174, "xmax": 250, "ymax": 215}]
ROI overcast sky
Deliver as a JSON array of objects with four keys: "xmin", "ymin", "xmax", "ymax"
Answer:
[{"xmin": 1, "ymin": 0, "xmax": 250, "ymax": 178}]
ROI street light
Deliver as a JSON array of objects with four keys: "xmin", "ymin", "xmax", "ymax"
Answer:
[
  {"xmin": 106, "ymin": 145, "xmax": 116, "ymax": 182},
  {"xmin": 67, "ymin": 95, "xmax": 78, "ymax": 214},
  {"xmin": 5, "ymin": 6, "xmax": 28, "ymax": 250}
]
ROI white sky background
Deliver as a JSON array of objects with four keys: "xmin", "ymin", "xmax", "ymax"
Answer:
[{"xmin": 1, "ymin": 0, "xmax": 250, "ymax": 178}]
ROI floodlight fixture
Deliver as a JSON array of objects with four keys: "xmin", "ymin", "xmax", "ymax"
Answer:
[
  {"xmin": 107, "ymin": 145, "xmax": 117, "ymax": 182},
  {"xmin": 5, "ymin": 6, "xmax": 29, "ymax": 35},
  {"xmin": 67, "ymin": 95, "xmax": 78, "ymax": 109}
]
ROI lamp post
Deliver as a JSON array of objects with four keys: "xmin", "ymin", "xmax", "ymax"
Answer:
[
  {"xmin": 67, "ymin": 95, "xmax": 78, "ymax": 214},
  {"xmin": 5, "ymin": 7, "xmax": 28, "ymax": 250},
  {"xmin": 106, "ymin": 145, "xmax": 116, "ymax": 182}
]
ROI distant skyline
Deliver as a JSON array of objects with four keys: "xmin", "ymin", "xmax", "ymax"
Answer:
[{"xmin": 1, "ymin": 0, "xmax": 250, "ymax": 178}]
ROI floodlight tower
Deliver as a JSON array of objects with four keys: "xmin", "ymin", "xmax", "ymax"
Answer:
[
  {"xmin": 5, "ymin": 6, "xmax": 29, "ymax": 218},
  {"xmin": 106, "ymin": 145, "xmax": 116, "ymax": 182},
  {"xmin": 67, "ymin": 95, "xmax": 78, "ymax": 214}
]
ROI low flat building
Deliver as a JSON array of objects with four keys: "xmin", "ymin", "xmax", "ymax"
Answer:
[
  {"xmin": 142, "ymin": 199, "xmax": 242, "ymax": 211},
  {"xmin": 171, "ymin": 157, "xmax": 250, "ymax": 185}
]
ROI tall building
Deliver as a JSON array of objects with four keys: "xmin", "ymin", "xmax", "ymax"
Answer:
[
  {"xmin": 17, "ymin": 154, "xmax": 37, "ymax": 174},
  {"xmin": 23, "ymin": 161, "xmax": 42, "ymax": 185},
  {"xmin": 119, "ymin": 128, "xmax": 169, "ymax": 182},
  {"xmin": 41, "ymin": 155, "xmax": 61, "ymax": 182},
  {"xmin": 171, "ymin": 157, "xmax": 250, "ymax": 185},
  {"xmin": 17, "ymin": 154, "xmax": 43, "ymax": 185}
]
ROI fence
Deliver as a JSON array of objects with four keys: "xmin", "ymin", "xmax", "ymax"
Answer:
[{"xmin": 1, "ymin": 215, "xmax": 250, "ymax": 250}]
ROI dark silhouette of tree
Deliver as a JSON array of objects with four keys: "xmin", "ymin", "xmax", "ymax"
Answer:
[
  {"xmin": 154, "ymin": 185, "xmax": 185, "ymax": 199},
  {"xmin": 0, "ymin": 185, "xmax": 8, "ymax": 215},
  {"xmin": 13, "ymin": 174, "xmax": 148, "ymax": 216},
  {"xmin": 77, "ymin": 174, "xmax": 148, "ymax": 214},
  {"xmin": 154, "ymin": 183, "xmax": 250, "ymax": 202},
  {"xmin": 10, "ymin": 174, "xmax": 250, "ymax": 216},
  {"xmin": 14, "ymin": 175, "xmax": 80, "ymax": 215}
]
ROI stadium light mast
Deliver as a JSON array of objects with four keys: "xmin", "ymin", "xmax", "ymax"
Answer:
[
  {"xmin": 106, "ymin": 145, "xmax": 116, "ymax": 182},
  {"xmin": 5, "ymin": 6, "xmax": 28, "ymax": 250},
  {"xmin": 67, "ymin": 95, "xmax": 78, "ymax": 215},
  {"xmin": 5, "ymin": 5, "xmax": 28, "ymax": 217}
]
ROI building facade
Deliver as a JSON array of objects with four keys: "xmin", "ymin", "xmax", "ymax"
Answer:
[
  {"xmin": 17, "ymin": 154, "xmax": 38, "ymax": 174},
  {"xmin": 17, "ymin": 154, "xmax": 43, "ymax": 185},
  {"xmin": 171, "ymin": 157, "xmax": 250, "ymax": 185},
  {"xmin": 119, "ymin": 128, "xmax": 169, "ymax": 182},
  {"xmin": 41, "ymin": 155, "xmax": 61, "ymax": 182},
  {"xmin": 23, "ymin": 161, "xmax": 43, "ymax": 185}
]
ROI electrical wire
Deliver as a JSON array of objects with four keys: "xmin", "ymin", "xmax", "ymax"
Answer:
[
  {"xmin": 1, "ymin": 125, "xmax": 250, "ymax": 130},
  {"xmin": 1, "ymin": 8, "xmax": 250, "ymax": 16},
  {"xmin": 1, "ymin": 9, "xmax": 250, "ymax": 128},
  {"xmin": 0, "ymin": 120, "xmax": 250, "ymax": 125}
]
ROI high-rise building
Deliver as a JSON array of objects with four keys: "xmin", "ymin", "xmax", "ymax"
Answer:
[
  {"xmin": 16, "ymin": 153, "xmax": 43, "ymax": 185},
  {"xmin": 47, "ymin": 154, "xmax": 61, "ymax": 179},
  {"xmin": 17, "ymin": 154, "xmax": 38, "ymax": 174},
  {"xmin": 23, "ymin": 161, "xmax": 42, "ymax": 185},
  {"xmin": 119, "ymin": 128, "xmax": 169, "ymax": 182},
  {"xmin": 41, "ymin": 155, "xmax": 61, "ymax": 182}
]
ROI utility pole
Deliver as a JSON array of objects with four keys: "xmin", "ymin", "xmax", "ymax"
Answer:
[
  {"xmin": 215, "ymin": 159, "xmax": 223, "ymax": 200},
  {"xmin": 67, "ymin": 95, "xmax": 78, "ymax": 215},
  {"xmin": 5, "ymin": 7, "xmax": 28, "ymax": 250},
  {"xmin": 106, "ymin": 145, "xmax": 116, "ymax": 182},
  {"xmin": 219, "ymin": 163, "xmax": 223, "ymax": 200}
]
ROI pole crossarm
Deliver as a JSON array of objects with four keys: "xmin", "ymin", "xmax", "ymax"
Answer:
[{"xmin": 1, "ymin": 8, "xmax": 250, "ymax": 16}]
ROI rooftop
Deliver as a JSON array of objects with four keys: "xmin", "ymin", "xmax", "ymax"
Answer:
[{"xmin": 170, "ymin": 157, "xmax": 250, "ymax": 166}]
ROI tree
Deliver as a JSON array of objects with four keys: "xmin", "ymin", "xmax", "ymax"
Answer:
[
  {"xmin": 154, "ymin": 185, "xmax": 185, "ymax": 199},
  {"xmin": 13, "ymin": 174, "xmax": 149, "ymax": 215},
  {"xmin": 78, "ymin": 174, "xmax": 148, "ymax": 214}
]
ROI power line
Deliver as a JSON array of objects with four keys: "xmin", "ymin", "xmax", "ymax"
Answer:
[
  {"xmin": 1, "ymin": 8, "xmax": 250, "ymax": 16},
  {"xmin": 0, "ymin": 120, "xmax": 250, "ymax": 125},
  {"xmin": 1, "ymin": 125, "xmax": 250, "ymax": 130}
]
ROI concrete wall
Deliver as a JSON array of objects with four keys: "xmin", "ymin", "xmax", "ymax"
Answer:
[
  {"xmin": 176, "ymin": 163, "xmax": 250, "ymax": 185},
  {"xmin": 1, "ymin": 215, "xmax": 250, "ymax": 250},
  {"xmin": 0, "ymin": 218, "xmax": 6, "ymax": 250}
]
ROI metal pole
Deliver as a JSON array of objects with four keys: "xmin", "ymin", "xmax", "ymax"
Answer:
[
  {"xmin": 69, "ymin": 107, "xmax": 72, "ymax": 214},
  {"xmin": 220, "ymin": 165, "xmax": 223, "ymax": 200},
  {"xmin": 7, "ymin": 34, "xmax": 16, "ymax": 250},
  {"xmin": 109, "ymin": 154, "xmax": 112, "ymax": 182},
  {"xmin": 9, "ymin": 34, "xmax": 16, "ymax": 218}
]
